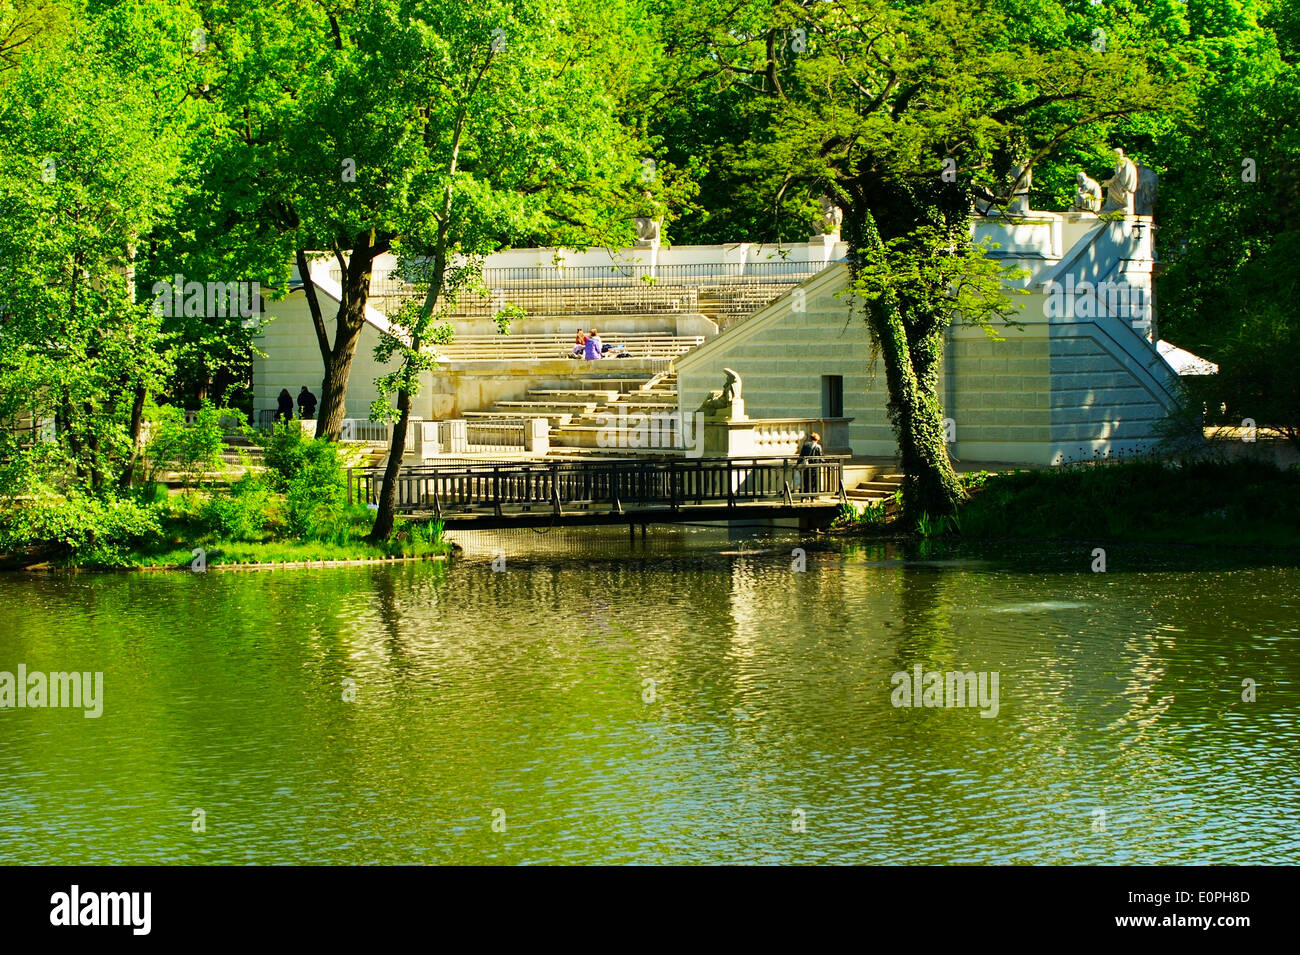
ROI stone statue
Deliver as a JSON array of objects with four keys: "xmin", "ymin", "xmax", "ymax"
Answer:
[
  {"xmin": 1101, "ymin": 148, "xmax": 1138, "ymax": 214},
  {"xmin": 634, "ymin": 216, "xmax": 660, "ymax": 246},
  {"xmin": 813, "ymin": 197, "xmax": 843, "ymax": 236},
  {"xmin": 1135, "ymin": 163, "xmax": 1158, "ymax": 216},
  {"xmin": 1073, "ymin": 171, "xmax": 1102, "ymax": 213},
  {"xmin": 698, "ymin": 368, "xmax": 745, "ymax": 419},
  {"xmin": 723, "ymin": 367, "xmax": 741, "ymax": 403}
]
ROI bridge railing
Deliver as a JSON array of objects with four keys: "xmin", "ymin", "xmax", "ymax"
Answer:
[{"xmin": 347, "ymin": 455, "xmax": 848, "ymax": 514}]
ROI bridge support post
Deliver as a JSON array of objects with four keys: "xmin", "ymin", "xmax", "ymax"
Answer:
[{"xmin": 783, "ymin": 480, "xmax": 793, "ymax": 506}]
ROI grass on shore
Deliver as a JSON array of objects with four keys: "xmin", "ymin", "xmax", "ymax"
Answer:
[
  {"xmin": 127, "ymin": 534, "xmax": 450, "ymax": 570},
  {"xmin": 957, "ymin": 457, "xmax": 1300, "ymax": 548}
]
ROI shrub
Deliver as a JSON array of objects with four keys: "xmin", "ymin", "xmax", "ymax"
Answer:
[
  {"xmin": 407, "ymin": 518, "xmax": 445, "ymax": 546},
  {"xmin": 261, "ymin": 421, "xmax": 309, "ymax": 491},
  {"xmin": 198, "ymin": 474, "xmax": 275, "ymax": 541},
  {"xmin": 283, "ymin": 439, "xmax": 351, "ymax": 540},
  {"xmin": 147, "ymin": 399, "xmax": 244, "ymax": 487},
  {"xmin": 0, "ymin": 490, "xmax": 162, "ymax": 566},
  {"xmin": 831, "ymin": 500, "xmax": 887, "ymax": 529}
]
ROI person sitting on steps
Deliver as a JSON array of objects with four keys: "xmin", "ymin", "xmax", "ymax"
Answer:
[{"xmin": 583, "ymin": 328, "xmax": 603, "ymax": 361}]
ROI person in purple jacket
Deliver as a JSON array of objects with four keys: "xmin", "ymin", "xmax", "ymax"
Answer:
[{"xmin": 583, "ymin": 328, "xmax": 603, "ymax": 360}]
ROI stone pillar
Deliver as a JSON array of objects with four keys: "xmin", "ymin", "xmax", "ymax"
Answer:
[
  {"xmin": 403, "ymin": 417, "xmax": 422, "ymax": 456},
  {"xmin": 439, "ymin": 419, "xmax": 468, "ymax": 455},
  {"xmin": 526, "ymin": 417, "xmax": 550, "ymax": 455},
  {"xmin": 809, "ymin": 233, "xmax": 839, "ymax": 266},
  {"xmin": 414, "ymin": 421, "xmax": 441, "ymax": 462},
  {"xmin": 697, "ymin": 413, "xmax": 755, "ymax": 458}
]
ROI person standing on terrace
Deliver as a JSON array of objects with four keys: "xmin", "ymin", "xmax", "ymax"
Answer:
[{"xmin": 583, "ymin": 328, "xmax": 603, "ymax": 360}]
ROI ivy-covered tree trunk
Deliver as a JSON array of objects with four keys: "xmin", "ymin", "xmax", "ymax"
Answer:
[
  {"xmin": 844, "ymin": 195, "xmax": 967, "ymax": 530},
  {"xmin": 862, "ymin": 285, "xmax": 965, "ymax": 527}
]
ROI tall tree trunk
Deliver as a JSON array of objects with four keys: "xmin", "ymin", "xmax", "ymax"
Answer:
[
  {"xmin": 367, "ymin": 386, "xmax": 411, "ymax": 542},
  {"xmin": 368, "ymin": 80, "xmax": 481, "ymax": 541},
  {"xmin": 119, "ymin": 237, "xmax": 146, "ymax": 490},
  {"xmin": 119, "ymin": 383, "xmax": 148, "ymax": 490},
  {"xmin": 315, "ymin": 328, "xmax": 363, "ymax": 440},
  {"xmin": 299, "ymin": 233, "xmax": 388, "ymax": 442},
  {"xmin": 82, "ymin": 400, "xmax": 102, "ymax": 492},
  {"xmin": 851, "ymin": 209, "xmax": 965, "ymax": 530}
]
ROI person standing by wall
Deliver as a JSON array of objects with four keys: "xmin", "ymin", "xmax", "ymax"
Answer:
[
  {"xmin": 798, "ymin": 430, "xmax": 823, "ymax": 494},
  {"xmin": 297, "ymin": 386, "xmax": 318, "ymax": 420}
]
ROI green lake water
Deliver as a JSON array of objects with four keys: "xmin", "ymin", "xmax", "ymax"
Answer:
[{"xmin": 1, "ymin": 526, "xmax": 1297, "ymax": 865}]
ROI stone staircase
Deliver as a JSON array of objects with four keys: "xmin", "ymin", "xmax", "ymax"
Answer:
[
  {"xmin": 464, "ymin": 370, "xmax": 682, "ymax": 457},
  {"xmin": 220, "ymin": 433, "xmax": 386, "ymax": 472},
  {"xmin": 696, "ymin": 283, "xmax": 802, "ymax": 330},
  {"xmin": 845, "ymin": 469, "xmax": 904, "ymax": 506}
]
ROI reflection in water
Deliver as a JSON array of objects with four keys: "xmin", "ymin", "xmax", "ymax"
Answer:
[{"xmin": 0, "ymin": 529, "xmax": 1297, "ymax": 864}]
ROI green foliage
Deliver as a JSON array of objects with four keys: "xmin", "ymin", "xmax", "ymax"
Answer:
[
  {"xmin": 0, "ymin": 489, "xmax": 162, "ymax": 566},
  {"xmin": 145, "ymin": 399, "xmax": 241, "ymax": 487},
  {"xmin": 197, "ymin": 474, "xmax": 275, "ymax": 542},
  {"xmin": 915, "ymin": 511, "xmax": 959, "ymax": 539},
  {"xmin": 404, "ymin": 518, "xmax": 445, "ymax": 546},
  {"xmin": 831, "ymin": 500, "xmax": 887, "ymax": 529},
  {"xmin": 959, "ymin": 458, "xmax": 1300, "ymax": 546},
  {"xmin": 260, "ymin": 422, "xmax": 327, "ymax": 491},
  {"xmin": 1146, "ymin": 0, "xmax": 1300, "ymax": 446},
  {"xmin": 0, "ymin": 2, "xmax": 189, "ymax": 491},
  {"xmin": 283, "ymin": 443, "xmax": 349, "ymax": 541}
]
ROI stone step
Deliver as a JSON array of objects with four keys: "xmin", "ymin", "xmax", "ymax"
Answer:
[
  {"xmin": 551, "ymin": 426, "xmax": 684, "ymax": 451},
  {"xmin": 617, "ymin": 388, "xmax": 676, "ymax": 399},
  {"xmin": 846, "ymin": 488, "xmax": 893, "ymax": 502},
  {"xmin": 855, "ymin": 480, "xmax": 902, "ymax": 493},
  {"xmin": 545, "ymin": 445, "xmax": 683, "ymax": 459},
  {"xmin": 603, "ymin": 401, "xmax": 680, "ymax": 413},
  {"xmin": 527, "ymin": 389, "xmax": 621, "ymax": 402},
  {"xmin": 576, "ymin": 377, "xmax": 654, "ymax": 389},
  {"xmin": 495, "ymin": 400, "xmax": 599, "ymax": 414},
  {"xmin": 463, "ymin": 409, "xmax": 574, "ymax": 427}
]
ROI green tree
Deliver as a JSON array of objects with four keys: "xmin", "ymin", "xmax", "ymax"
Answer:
[
  {"xmin": 670, "ymin": 0, "xmax": 1185, "ymax": 527},
  {"xmin": 0, "ymin": 8, "xmax": 187, "ymax": 492},
  {"xmin": 1151, "ymin": 0, "xmax": 1300, "ymax": 447},
  {"xmin": 345, "ymin": 0, "xmax": 655, "ymax": 540}
]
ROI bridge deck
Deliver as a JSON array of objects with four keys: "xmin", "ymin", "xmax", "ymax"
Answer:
[{"xmin": 349, "ymin": 456, "xmax": 848, "ymax": 529}]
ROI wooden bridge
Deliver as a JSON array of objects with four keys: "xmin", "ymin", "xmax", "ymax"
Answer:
[{"xmin": 347, "ymin": 456, "xmax": 850, "ymax": 531}]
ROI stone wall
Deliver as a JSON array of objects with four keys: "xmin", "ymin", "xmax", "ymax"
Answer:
[{"xmin": 677, "ymin": 214, "xmax": 1182, "ymax": 467}]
